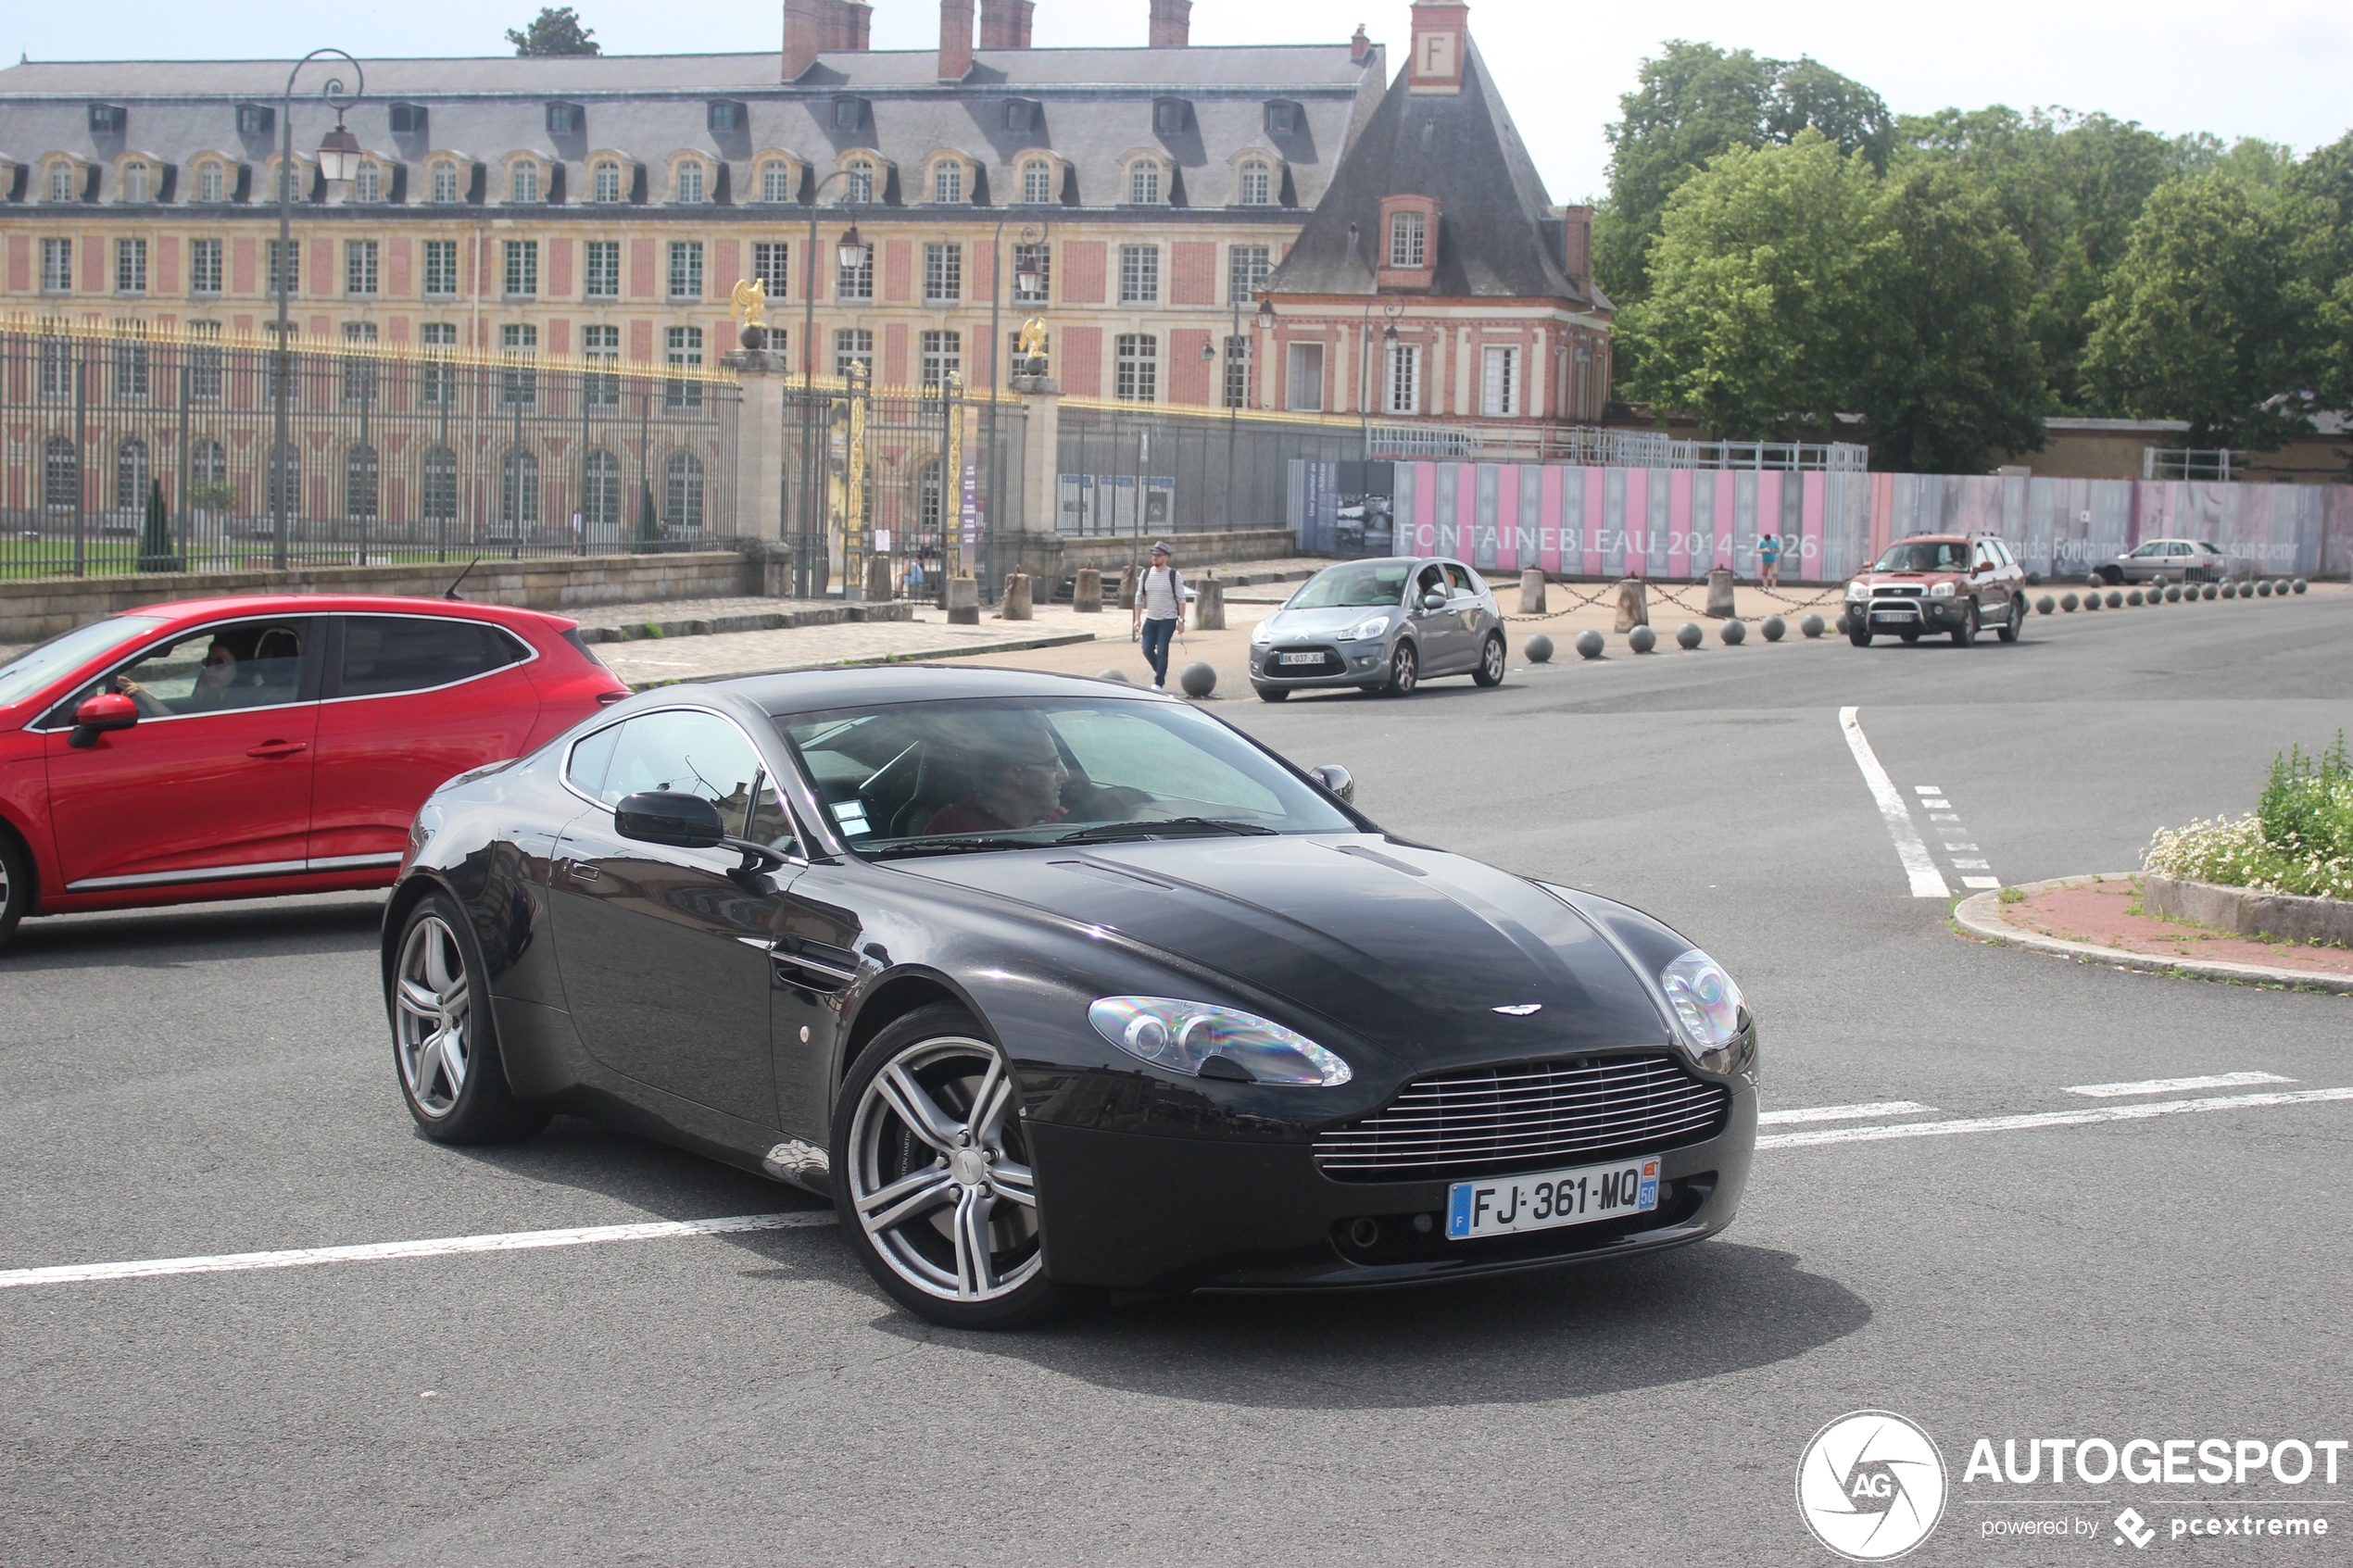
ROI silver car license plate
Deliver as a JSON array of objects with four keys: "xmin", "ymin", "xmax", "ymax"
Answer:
[
  {"xmin": 1446, "ymin": 1155, "xmax": 1660, "ymax": 1239},
  {"xmin": 1277, "ymin": 651, "xmax": 1323, "ymax": 666}
]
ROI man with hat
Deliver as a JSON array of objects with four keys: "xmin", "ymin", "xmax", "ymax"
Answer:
[{"xmin": 1133, "ymin": 540, "xmax": 1186, "ymax": 690}]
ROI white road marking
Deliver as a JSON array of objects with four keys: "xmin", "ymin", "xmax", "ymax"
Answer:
[
  {"xmin": 1921, "ymin": 798, "xmax": 1953, "ymax": 809},
  {"xmin": 2066, "ymin": 1071, "xmax": 2295, "ymax": 1098},
  {"xmin": 1951, "ymin": 859, "xmax": 1991, "ymax": 870},
  {"xmin": 0, "ymin": 1210, "xmax": 839, "ymax": 1291},
  {"xmin": 1756, "ymin": 1086, "xmax": 2353, "ymax": 1150},
  {"xmin": 1961, "ymin": 876, "xmax": 2003, "ymax": 889},
  {"xmin": 1944, "ymin": 843, "xmax": 1980, "ymax": 852},
  {"xmin": 1758, "ymin": 1100, "xmax": 1938, "ymax": 1125},
  {"xmin": 1839, "ymin": 708, "xmax": 1950, "ymax": 898},
  {"xmin": 1914, "ymin": 784, "xmax": 1943, "ymax": 794}
]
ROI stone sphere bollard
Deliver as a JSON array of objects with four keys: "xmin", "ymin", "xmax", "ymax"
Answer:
[
  {"xmin": 2105, "ymin": 590, "xmax": 2124, "ymax": 608},
  {"xmin": 2202, "ymin": 583, "xmax": 2219, "ymax": 600},
  {"xmin": 2257, "ymin": 580, "xmax": 2272, "ymax": 597},
  {"xmin": 2165, "ymin": 584, "xmax": 2182, "ymax": 603},
  {"xmin": 2037, "ymin": 595, "xmax": 2057, "ymax": 615},
  {"xmin": 1629, "ymin": 624, "xmax": 1657, "ymax": 654},
  {"xmin": 1834, "ymin": 610, "xmax": 1851, "ymax": 633},
  {"xmin": 1178, "ymin": 661, "xmax": 1217, "ymax": 697},
  {"xmin": 1761, "ymin": 614, "xmax": 1786, "ymax": 642},
  {"xmin": 2277, "ymin": 579, "xmax": 2293, "ymax": 596},
  {"xmin": 1676, "ymin": 621, "xmax": 1705, "ymax": 650},
  {"xmin": 2294, "ymin": 578, "xmax": 2309, "ymax": 594},
  {"xmin": 2126, "ymin": 589, "xmax": 2144, "ymax": 607},
  {"xmin": 2026, "ymin": 571, "xmax": 2044, "ymax": 587},
  {"xmin": 1528, "ymin": 633, "xmax": 1558, "ymax": 663},
  {"xmin": 2083, "ymin": 593, "xmax": 2101, "ymax": 611},
  {"xmin": 1719, "ymin": 618, "xmax": 1747, "ymax": 646},
  {"xmin": 2221, "ymin": 581, "xmax": 2237, "ymax": 598},
  {"xmin": 1801, "ymin": 613, "xmax": 1826, "ymax": 638},
  {"xmin": 2060, "ymin": 593, "xmax": 2079, "ymax": 611},
  {"xmin": 1096, "ymin": 668, "xmax": 1131, "ymax": 683},
  {"xmin": 1569, "ymin": 631, "xmax": 1602, "ymax": 660}
]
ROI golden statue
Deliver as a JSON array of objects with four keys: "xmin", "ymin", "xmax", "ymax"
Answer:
[
  {"xmin": 729, "ymin": 277, "xmax": 768, "ymax": 332},
  {"xmin": 1016, "ymin": 316, "xmax": 1049, "ymax": 363}
]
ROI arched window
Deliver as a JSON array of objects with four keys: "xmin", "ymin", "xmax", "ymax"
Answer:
[
  {"xmin": 197, "ymin": 161, "xmax": 225, "ymax": 203},
  {"xmin": 265, "ymin": 444, "xmax": 300, "ymax": 520},
  {"xmin": 760, "ymin": 159, "xmax": 791, "ymax": 202},
  {"xmin": 421, "ymin": 446, "xmax": 458, "ymax": 526},
  {"xmin": 430, "ymin": 161, "xmax": 459, "ymax": 203},
  {"xmin": 346, "ymin": 445, "xmax": 379, "ymax": 521},
  {"xmin": 1390, "ymin": 210, "xmax": 1427, "ymax": 270},
  {"xmin": 44, "ymin": 436, "xmax": 80, "ymax": 509},
  {"xmin": 674, "ymin": 160, "xmax": 705, "ymax": 204},
  {"xmin": 116, "ymin": 438, "xmax": 149, "ymax": 512},
  {"xmin": 932, "ymin": 161, "xmax": 963, "ymax": 204},
  {"xmin": 582, "ymin": 449, "xmax": 622, "ymax": 533},
  {"xmin": 501, "ymin": 449, "xmax": 539, "ymax": 531},
  {"xmin": 845, "ymin": 159, "xmax": 875, "ymax": 204},
  {"xmin": 47, "ymin": 162, "xmax": 75, "ymax": 202},
  {"xmin": 664, "ymin": 452, "xmax": 704, "ymax": 532},
  {"xmin": 1021, "ymin": 160, "xmax": 1054, "ymax": 205},
  {"xmin": 592, "ymin": 159, "xmax": 622, "ymax": 202},
  {"xmin": 1129, "ymin": 159, "xmax": 1162, "ymax": 206},
  {"xmin": 121, "ymin": 162, "xmax": 149, "ymax": 202},
  {"xmin": 1239, "ymin": 160, "xmax": 1272, "ymax": 206},
  {"xmin": 510, "ymin": 161, "xmax": 538, "ymax": 203}
]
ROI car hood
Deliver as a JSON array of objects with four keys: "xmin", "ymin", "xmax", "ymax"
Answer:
[
  {"xmin": 1857, "ymin": 571, "xmax": 1958, "ymax": 585},
  {"xmin": 1259, "ymin": 605, "xmax": 1396, "ymax": 638},
  {"xmin": 895, "ymin": 834, "xmax": 1671, "ymax": 1073}
]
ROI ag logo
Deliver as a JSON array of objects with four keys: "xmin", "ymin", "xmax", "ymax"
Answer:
[{"xmin": 1796, "ymin": 1410, "xmax": 1948, "ymax": 1562}]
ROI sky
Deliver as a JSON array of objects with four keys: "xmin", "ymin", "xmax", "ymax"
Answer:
[{"xmin": 6, "ymin": 0, "xmax": 2351, "ymax": 201}]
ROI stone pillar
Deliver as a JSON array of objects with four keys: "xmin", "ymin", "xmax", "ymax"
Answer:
[
  {"xmin": 1518, "ymin": 568, "xmax": 1546, "ymax": 614},
  {"xmin": 865, "ymin": 555, "xmax": 895, "ymax": 602},
  {"xmin": 1193, "ymin": 577, "xmax": 1226, "ymax": 632},
  {"xmin": 1614, "ymin": 578, "xmax": 1650, "ymax": 633},
  {"xmin": 1074, "ymin": 566, "xmax": 1102, "ymax": 612},
  {"xmin": 1118, "ymin": 563, "xmax": 1139, "ymax": 610},
  {"xmin": 1705, "ymin": 566, "xmax": 1737, "ymax": 619},
  {"xmin": 1013, "ymin": 376, "xmax": 1061, "ymax": 547},
  {"xmin": 721, "ymin": 348, "xmax": 793, "ymax": 559},
  {"xmin": 1002, "ymin": 571, "xmax": 1033, "ymax": 621},
  {"xmin": 947, "ymin": 575, "xmax": 979, "ymax": 626}
]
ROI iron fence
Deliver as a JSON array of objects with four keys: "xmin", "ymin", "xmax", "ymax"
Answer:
[
  {"xmin": 1056, "ymin": 402, "xmax": 1360, "ymax": 539},
  {"xmin": 1366, "ymin": 423, "xmax": 1869, "ymax": 471},
  {"xmin": 0, "ymin": 323, "xmax": 739, "ymax": 579}
]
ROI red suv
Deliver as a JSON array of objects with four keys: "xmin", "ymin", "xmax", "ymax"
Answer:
[
  {"xmin": 1844, "ymin": 533, "xmax": 2028, "ymax": 647},
  {"xmin": 0, "ymin": 596, "xmax": 628, "ymax": 947}
]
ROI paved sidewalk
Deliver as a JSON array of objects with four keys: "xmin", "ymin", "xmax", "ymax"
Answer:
[
  {"xmin": 596, "ymin": 605, "xmax": 1102, "ymax": 689},
  {"xmin": 568, "ymin": 596, "xmax": 913, "ymax": 645}
]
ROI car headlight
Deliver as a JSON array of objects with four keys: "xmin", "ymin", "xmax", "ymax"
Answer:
[
  {"xmin": 1930, "ymin": 581, "xmax": 1956, "ymax": 596},
  {"xmin": 1345, "ymin": 614, "xmax": 1391, "ymax": 641},
  {"xmin": 1845, "ymin": 581, "xmax": 1869, "ymax": 600},
  {"xmin": 1088, "ymin": 997, "xmax": 1353, "ymax": 1086},
  {"xmin": 1660, "ymin": 949, "xmax": 1746, "ymax": 1066},
  {"xmin": 1251, "ymin": 620, "xmax": 1275, "ymax": 646}
]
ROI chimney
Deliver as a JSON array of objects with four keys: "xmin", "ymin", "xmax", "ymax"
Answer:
[
  {"xmin": 1149, "ymin": 0, "xmax": 1191, "ymax": 48},
  {"xmin": 783, "ymin": 0, "xmax": 828, "ymax": 80},
  {"xmin": 838, "ymin": 0, "xmax": 873, "ymax": 49},
  {"xmin": 1407, "ymin": 0, "xmax": 1468, "ymax": 94},
  {"xmin": 1560, "ymin": 204, "xmax": 1592, "ymax": 297},
  {"xmin": 1351, "ymin": 24, "xmax": 1372, "ymax": 65},
  {"xmin": 980, "ymin": 0, "xmax": 1034, "ymax": 48},
  {"xmin": 939, "ymin": 0, "xmax": 975, "ymax": 81}
]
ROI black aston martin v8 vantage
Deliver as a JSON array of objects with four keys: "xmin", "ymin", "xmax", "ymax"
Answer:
[{"xmin": 383, "ymin": 667, "xmax": 1757, "ymax": 1327}]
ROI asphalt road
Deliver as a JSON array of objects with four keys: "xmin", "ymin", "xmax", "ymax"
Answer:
[{"xmin": 6, "ymin": 591, "xmax": 2352, "ymax": 1567}]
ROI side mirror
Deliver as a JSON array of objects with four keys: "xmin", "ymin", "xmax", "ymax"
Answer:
[
  {"xmin": 614, "ymin": 790, "xmax": 725, "ymax": 849},
  {"xmin": 1419, "ymin": 591, "xmax": 1448, "ymax": 612},
  {"xmin": 1308, "ymin": 764, "xmax": 1355, "ymax": 806},
  {"xmin": 69, "ymin": 692, "xmax": 140, "ymax": 750}
]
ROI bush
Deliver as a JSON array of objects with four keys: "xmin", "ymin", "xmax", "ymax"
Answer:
[
  {"xmin": 2144, "ymin": 732, "xmax": 2353, "ymax": 900},
  {"xmin": 2258, "ymin": 732, "xmax": 2353, "ymax": 862}
]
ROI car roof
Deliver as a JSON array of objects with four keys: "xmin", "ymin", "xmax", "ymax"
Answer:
[
  {"xmin": 93, "ymin": 595, "xmax": 577, "ymax": 633},
  {"xmin": 728, "ymin": 663, "xmax": 1184, "ymax": 719}
]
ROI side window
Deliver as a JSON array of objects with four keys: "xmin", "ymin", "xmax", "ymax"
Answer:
[
  {"xmin": 1972, "ymin": 544, "xmax": 1995, "ymax": 571},
  {"xmin": 1444, "ymin": 563, "xmax": 1478, "ymax": 597},
  {"xmin": 93, "ymin": 617, "xmax": 315, "ymax": 718},
  {"xmin": 599, "ymin": 709, "xmax": 767, "ymax": 839},
  {"xmin": 1416, "ymin": 564, "xmax": 1446, "ymax": 599},
  {"xmin": 566, "ymin": 722, "xmax": 623, "ymax": 799},
  {"xmin": 340, "ymin": 616, "xmax": 526, "ymax": 698}
]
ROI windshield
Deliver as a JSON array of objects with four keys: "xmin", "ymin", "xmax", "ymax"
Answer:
[
  {"xmin": 0, "ymin": 616, "xmax": 166, "ymax": 709},
  {"xmin": 1288, "ymin": 561, "xmax": 1411, "ymax": 609},
  {"xmin": 1872, "ymin": 541, "xmax": 1969, "ymax": 573},
  {"xmin": 779, "ymin": 696, "xmax": 1357, "ymax": 858}
]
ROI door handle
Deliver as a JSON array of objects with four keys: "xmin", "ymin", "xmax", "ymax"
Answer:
[
  {"xmin": 245, "ymin": 741, "xmax": 308, "ymax": 759},
  {"xmin": 567, "ymin": 863, "xmax": 601, "ymax": 884}
]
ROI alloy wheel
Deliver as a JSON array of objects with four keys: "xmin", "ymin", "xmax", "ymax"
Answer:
[
  {"xmin": 848, "ymin": 1036, "xmax": 1041, "ymax": 1304},
  {"xmin": 396, "ymin": 914, "xmax": 473, "ymax": 1118},
  {"xmin": 1388, "ymin": 642, "xmax": 1418, "ymax": 696},
  {"xmin": 1478, "ymin": 635, "xmax": 1506, "ymax": 684}
]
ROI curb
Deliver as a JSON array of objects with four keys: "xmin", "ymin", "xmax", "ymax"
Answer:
[
  {"xmin": 1953, "ymin": 873, "xmax": 2353, "ymax": 994},
  {"xmin": 579, "ymin": 602, "xmax": 915, "ymax": 644},
  {"xmin": 624, "ymin": 630, "xmax": 1100, "ymax": 691}
]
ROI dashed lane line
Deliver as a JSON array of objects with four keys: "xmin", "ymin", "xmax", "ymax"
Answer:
[
  {"xmin": 2068, "ymin": 1072, "xmax": 2294, "ymax": 1098},
  {"xmin": 0, "ymin": 1210, "xmax": 839, "ymax": 1290},
  {"xmin": 1840, "ymin": 708, "xmax": 1949, "ymax": 898},
  {"xmin": 1757, "ymin": 1100, "xmax": 1938, "ymax": 1125},
  {"xmin": 1755, "ymin": 1086, "xmax": 2353, "ymax": 1150}
]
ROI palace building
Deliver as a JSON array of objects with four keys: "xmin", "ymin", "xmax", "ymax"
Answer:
[{"xmin": 0, "ymin": 0, "xmax": 1607, "ymax": 426}]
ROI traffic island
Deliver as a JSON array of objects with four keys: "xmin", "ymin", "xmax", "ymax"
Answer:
[{"xmin": 1953, "ymin": 874, "xmax": 2353, "ymax": 993}]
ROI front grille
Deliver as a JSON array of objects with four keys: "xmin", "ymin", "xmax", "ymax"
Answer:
[
  {"xmin": 1314, "ymin": 1054, "xmax": 1730, "ymax": 1181},
  {"xmin": 1874, "ymin": 584, "xmax": 1925, "ymax": 598}
]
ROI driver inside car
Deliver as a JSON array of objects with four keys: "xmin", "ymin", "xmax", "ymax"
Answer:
[
  {"xmin": 922, "ymin": 720, "xmax": 1072, "ymax": 836},
  {"xmin": 117, "ymin": 636, "xmax": 237, "ymax": 716}
]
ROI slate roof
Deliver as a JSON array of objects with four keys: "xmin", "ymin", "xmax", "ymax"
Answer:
[
  {"xmin": 0, "ymin": 44, "xmax": 1384, "ymax": 215},
  {"xmin": 1262, "ymin": 39, "xmax": 1604, "ymax": 309}
]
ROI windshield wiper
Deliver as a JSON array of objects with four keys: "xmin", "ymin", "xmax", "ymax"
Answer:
[
  {"xmin": 1056, "ymin": 817, "xmax": 1279, "ymax": 844},
  {"xmin": 867, "ymin": 835, "xmax": 1046, "ymax": 860}
]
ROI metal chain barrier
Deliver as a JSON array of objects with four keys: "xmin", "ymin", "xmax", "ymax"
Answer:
[{"xmin": 1502, "ymin": 579, "xmax": 1844, "ymax": 624}]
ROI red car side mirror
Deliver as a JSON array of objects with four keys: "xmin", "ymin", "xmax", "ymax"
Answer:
[{"xmin": 69, "ymin": 691, "xmax": 139, "ymax": 749}]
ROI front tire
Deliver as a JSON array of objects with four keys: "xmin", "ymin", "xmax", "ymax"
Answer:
[
  {"xmin": 834, "ymin": 1003, "xmax": 1069, "ymax": 1329},
  {"xmin": 1996, "ymin": 596, "xmax": 2022, "ymax": 643},
  {"xmin": 0, "ymin": 830, "xmax": 31, "ymax": 949},
  {"xmin": 1383, "ymin": 641, "xmax": 1419, "ymax": 697},
  {"xmin": 1252, "ymin": 684, "xmax": 1290, "ymax": 702},
  {"xmin": 1848, "ymin": 621, "xmax": 1873, "ymax": 646},
  {"xmin": 1472, "ymin": 633, "xmax": 1506, "ymax": 687},
  {"xmin": 390, "ymin": 894, "xmax": 550, "ymax": 1144},
  {"xmin": 1951, "ymin": 603, "xmax": 1978, "ymax": 647}
]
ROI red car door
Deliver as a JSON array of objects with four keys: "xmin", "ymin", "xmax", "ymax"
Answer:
[
  {"xmin": 307, "ymin": 612, "xmax": 544, "ymax": 870},
  {"xmin": 42, "ymin": 615, "xmax": 321, "ymax": 892}
]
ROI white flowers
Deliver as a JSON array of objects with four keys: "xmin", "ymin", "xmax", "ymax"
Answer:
[{"xmin": 2145, "ymin": 814, "xmax": 2353, "ymax": 902}]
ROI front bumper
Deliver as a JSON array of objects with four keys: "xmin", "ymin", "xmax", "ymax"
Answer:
[
  {"xmin": 1860, "ymin": 594, "xmax": 1969, "ymax": 628},
  {"xmin": 1025, "ymin": 1082, "xmax": 1757, "ymax": 1292},
  {"xmin": 1250, "ymin": 640, "xmax": 1392, "ymax": 687}
]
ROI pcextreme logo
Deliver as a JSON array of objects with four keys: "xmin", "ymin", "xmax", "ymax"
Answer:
[{"xmin": 1797, "ymin": 1410, "xmax": 1950, "ymax": 1562}]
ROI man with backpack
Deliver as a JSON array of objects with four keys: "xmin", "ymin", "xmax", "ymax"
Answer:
[{"xmin": 1133, "ymin": 540, "xmax": 1186, "ymax": 690}]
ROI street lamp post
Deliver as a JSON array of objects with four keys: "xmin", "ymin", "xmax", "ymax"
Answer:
[
  {"xmin": 271, "ymin": 49, "xmax": 364, "ymax": 571},
  {"xmin": 795, "ymin": 169, "xmax": 866, "ymax": 596},
  {"xmin": 985, "ymin": 216, "xmax": 1048, "ymax": 599},
  {"xmin": 1359, "ymin": 295, "xmax": 1404, "ymax": 468}
]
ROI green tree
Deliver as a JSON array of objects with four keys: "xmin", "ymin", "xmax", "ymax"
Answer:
[
  {"xmin": 1595, "ymin": 41, "xmax": 1892, "ymax": 311},
  {"xmin": 2294, "ymin": 132, "xmax": 2353, "ymax": 422},
  {"xmin": 2080, "ymin": 170, "xmax": 2332, "ymax": 448},
  {"xmin": 507, "ymin": 6, "xmax": 599, "ymax": 56}
]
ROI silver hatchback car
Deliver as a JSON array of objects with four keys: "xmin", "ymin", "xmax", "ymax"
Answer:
[{"xmin": 1248, "ymin": 557, "xmax": 1508, "ymax": 701}]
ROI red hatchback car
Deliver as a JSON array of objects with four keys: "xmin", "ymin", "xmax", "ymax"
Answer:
[{"xmin": 0, "ymin": 595, "xmax": 628, "ymax": 946}]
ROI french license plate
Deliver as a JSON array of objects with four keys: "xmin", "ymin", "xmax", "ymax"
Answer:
[
  {"xmin": 1871, "ymin": 609, "xmax": 1918, "ymax": 622},
  {"xmin": 1447, "ymin": 1155, "xmax": 1660, "ymax": 1240},
  {"xmin": 1277, "ymin": 651, "xmax": 1323, "ymax": 666}
]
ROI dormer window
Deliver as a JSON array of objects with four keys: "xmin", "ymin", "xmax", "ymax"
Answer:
[
  {"xmin": 675, "ymin": 160, "xmax": 707, "ymax": 203},
  {"xmin": 354, "ymin": 161, "xmax": 381, "ymax": 203},
  {"xmin": 592, "ymin": 159, "xmax": 622, "ymax": 202},
  {"xmin": 236, "ymin": 104, "xmax": 272, "ymax": 136},
  {"xmin": 1265, "ymin": 101, "xmax": 1301, "ymax": 136},
  {"xmin": 1021, "ymin": 159, "xmax": 1054, "ymax": 205},
  {"xmin": 545, "ymin": 102, "xmax": 582, "ymax": 134},
  {"xmin": 120, "ymin": 162, "xmax": 149, "ymax": 203},
  {"xmin": 832, "ymin": 96, "xmax": 865, "ymax": 131},
  {"xmin": 196, "ymin": 161, "xmax": 225, "ymax": 203},
  {"xmin": 760, "ymin": 159, "xmax": 792, "ymax": 202},
  {"xmin": 707, "ymin": 100, "xmax": 744, "ymax": 133},
  {"xmin": 47, "ymin": 162, "xmax": 76, "ymax": 202},
  {"xmin": 932, "ymin": 161, "xmax": 964, "ymax": 204},
  {"xmin": 389, "ymin": 103, "xmax": 426, "ymax": 134},
  {"xmin": 430, "ymin": 161, "xmax": 460, "ymax": 203},
  {"xmin": 1239, "ymin": 159, "xmax": 1272, "ymax": 207},
  {"xmin": 1152, "ymin": 99, "xmax": 1189, "ymax": 135},
  {"xmin": 1003, "ymin": 99, "xmax": 1038, "ymax": 132},
  {"xmin": 844, "ymin": 159, "xmax": 875, "ymax": 203},
  {"xmin": 88, "ymin": 104, "xmax": 126, "ymax": 134},
  {"xmin": 1129, "ymin": 159, "xmax": 1163, "ymax": 206},
  {"xmin": 511, "ymin": 161, "xmax": 540, "ymax": 203},
  {"xmin": 1390, "ymin": 209, "xmax": 1426, "ymax": 269}
]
